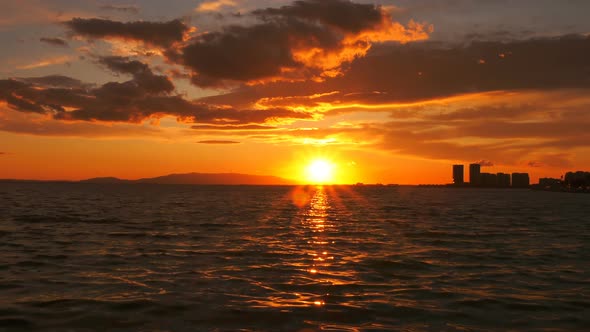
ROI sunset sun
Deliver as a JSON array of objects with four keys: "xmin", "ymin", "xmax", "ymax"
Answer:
[{"xmin": 306, "ymin": 159, "xmax": 335, "ymax": 184}]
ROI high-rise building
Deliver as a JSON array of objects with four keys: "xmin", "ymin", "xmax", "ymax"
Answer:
[
  {"xmin": 512, "ymin": 173, "xmax": 530, "ymax": 188},
  {"xmin": 497, "ymin": 173, "xmax": 511, "ymax": 187},
  {"xmin": 453, "ymin": 165, "xmax": 464, "ymax": 184},
  {"xmin": 469, "ymin": 163, "xmax": 481, "ymax": 185},
  {"xmin": 480, "ymin": 173, "xmax": 497, "ymax": 187}
]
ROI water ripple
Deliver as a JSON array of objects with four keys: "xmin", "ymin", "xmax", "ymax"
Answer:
[{"xmin": 0, "ymin": 183, "xmax": 589, "ymax": 331}]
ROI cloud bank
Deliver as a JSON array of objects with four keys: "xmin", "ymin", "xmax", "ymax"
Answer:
[
  {"xmin": 183, "ymin": 0, "xmax": 431, "ymax": 86},
  {"xmin": 65, "ymin": 18, "xmax": 189, "ymax": 47},
  {"xmin": 0, "ymin": 57, "xmax": 311, "ymax": 125}
]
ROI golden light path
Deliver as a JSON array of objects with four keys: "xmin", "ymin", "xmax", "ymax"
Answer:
[{"xmin": 253, "ymin": 183, "xmax": 377, "ymax": 309}]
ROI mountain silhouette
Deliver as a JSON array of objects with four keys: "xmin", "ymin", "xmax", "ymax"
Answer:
[{"xmin": 81, "ymin": 172, "xmax": 294, "ymax": 185}]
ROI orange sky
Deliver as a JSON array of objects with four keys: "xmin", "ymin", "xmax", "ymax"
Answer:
[{"xmin": 1, "ymin": 0, "xmax": 589, "ymax": 184}]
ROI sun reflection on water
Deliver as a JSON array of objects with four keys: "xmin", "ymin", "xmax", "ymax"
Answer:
[
  {"xmin": 300, "ymin": 185, "xmax": 333, "ymax": 307},
  {"xmin": 255, "ymin": 185, "xmax": 364, "ymax": 309}
]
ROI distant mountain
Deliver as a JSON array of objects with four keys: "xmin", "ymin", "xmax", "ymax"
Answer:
[
  {"xmin": 80, "ymin": 177, "xmax": 129, "ymax": 184},
  {"xmin": 81, "ymin": 173, "xmax": 295, "ymax": 185}
]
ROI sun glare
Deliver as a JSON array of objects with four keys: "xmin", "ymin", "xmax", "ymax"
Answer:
[{"xmin": 306, "ymin": 159, "xmax": 335, "ymax": 184}]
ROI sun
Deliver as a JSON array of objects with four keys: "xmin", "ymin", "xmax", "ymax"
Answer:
[{"xmin": 306, "ymin": 159, "xmax": 335, "ymax": 184}]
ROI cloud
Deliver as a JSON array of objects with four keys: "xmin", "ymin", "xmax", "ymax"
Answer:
[
  {"xmin": 64, "ymin": 18, "xmax": 189, "ymax": 48},
  {"xmin": 182, "ymin": 0, "xmax": 431, "ymax": 86},
  {"xmin": 99, "ymin": 55, "xmax": 150, "ymax": 75},
  {"xmin": 197, "ymin": 140, "xmax": 240, "ymax": 144},
  {"xmin": 0, "ymin": 1, "xmax": 94, "ymax": 28},
  {"xmin": 40, "ymin": 37, "xmax": 69, "ymax": 47},
  {"xmin": 18, "ymin": 75, "xmax": 90, "ymax": 89},
  {"xmin": 99, "ymin": 4, "xmax": 140, "ymax": 14},
  {"xmin": 191, "ymin": 124, "xmax": 278, "ymax": 130},
  {"xmin": 329, "ymin": 35, "xmax": 590, "ymax": 102},
  {"xmin": 0, "ymin": 107, "xmax": 162, "ymax": 138},
  {"xmin": 476, "ymin": 160, "xmax": 494, "ymax": 167},
  {"xmin": 195, "ymin": 0, "xmax": 237, "ymax": 12},
  {"xmin": 16, "ymin": 56, "xmax": 72, "ymax": 70},
  {"xmin": 57, "ymin": 1, "xmax": 431, "ymax": 87},
  {"xmin": 0, "ymin": 58, "xmax": 313, "ymax": 125},
  {"xmin": 525, "ymin": 154, "xmax": 573, "ymax": 168},
  {"xmin": 369, "ymin": 90, "xmax": 590, "ymax": 165},
  {"xmin": 191, "ymin": 124, "xmax": 278, "ymax": 132},
  {"xmin": 527, "ymin": 153, "xmax": 573, "ymax": 168},
  {"xmin": 200, "ymin": 35, "xmax": 590, "ymax": 109},
  {"xmin": 527, "ymin": 161, "xmax": 543, "ymax": 168},
  {"xmin": 208, "ymin": 89, "xmax": 589, "ymax": 166},
  {"xmin": 253, "ymin": 0, "xmax": 385, "ymax": 33}
]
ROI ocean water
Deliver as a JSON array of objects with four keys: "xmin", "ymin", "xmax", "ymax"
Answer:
[{"xmin": 0, "ymin": 183, "xmax": 589, "ymax": 331}]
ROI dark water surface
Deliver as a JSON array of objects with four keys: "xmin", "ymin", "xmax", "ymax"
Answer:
[{"xmin": 0, "ymin": 183, "xmax": 589, "ymax": 331}]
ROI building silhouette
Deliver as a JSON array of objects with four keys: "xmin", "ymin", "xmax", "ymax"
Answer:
[
  {"xmin": 530, "ymin": 172, "xmax": 590, "ymax": 192},
  {"xmin": 497, "ymin": 173, "xmax": 511, "ymax": 187},
  {"xmin": 450, "ymin": 163, "xmax": 533, "ymax": 189},
  {"xmin": 512, "ymin": 173, "xmax": 530, "ymax": 188},
  {"xmin": 453, "ymin": 165, "xmax": 464, "ymax": 184},
  {"xmin": 564, "ymin": 171, "xmax": 590, "ymax": 188},
  {"xmin": 480, "ymin": 173, "xmax": 497, "ymax": 187},
  {"xmin": 469, "ymin": 163, "xmax": 481, "ymax": 185},
  {"xmin": 539, "ymin": 178, "xmax": 560, "ymax": 186}
]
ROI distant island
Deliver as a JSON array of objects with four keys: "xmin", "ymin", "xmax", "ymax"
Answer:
[{"xmin": 2, "ymin": 173, "xmax": 296, "ymax": 185}]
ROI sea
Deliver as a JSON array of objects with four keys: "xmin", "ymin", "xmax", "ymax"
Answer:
[{"xmin": 0, "ymin": 183, "xmax": 589, "ymax": 331}]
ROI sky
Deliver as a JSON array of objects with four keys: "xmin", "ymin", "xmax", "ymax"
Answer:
[{"xmin": 1, "ymin": 0, "xmax": 589, "ymax": 184}]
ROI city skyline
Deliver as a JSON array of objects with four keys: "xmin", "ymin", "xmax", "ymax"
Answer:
[
  {"xmin": 452, "ymin": 162, "xmax": 531, "ymax": 188},
  {"xmin": 1, "ymin": 0, "xmax": 590, "ymax": 184}
]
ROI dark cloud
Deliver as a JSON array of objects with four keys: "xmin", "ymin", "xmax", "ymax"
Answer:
[
  {"xmin": 18, "ymin": 75, "xmax": 89, "ymax": 89},
  {"xmin": 64, "ymin": 18, "xmax": 188, "ymax": 47},
  {"xmin": 197, "ymin": 140, "xmax": 241, "ymax": 144},
  {"xmin": 200, "ymin": 35, "xmax": 590, "ymax": 108},
  {"xmin": 97, "ymin": 56, "xmax": 175, "ymax": 94},
  {"xmin": 0, "ymin": 79, "xmax": 46, "ymax": 113},
  {"xmin": 182, "ymin": 23, "xmax": 303, "ymax": 85},
  {"xmin": 463, "ymin": 29, "xmax": 535, "ymax": 42},
  {"xmin": 40, "ymin": 37, "xmax": 69, "ymax": 47},
  {"xmin": 99, "ymin": 4, "xmax": 140, "ymax": 14},
  {"xmin": 99, "ymin": 56, "xmax": 150, "ymax": 75},
  {"xmin": 58, "ymin": 1, "xmax": 430, "ymax": 87},
  {"xmin": 253, "ymin": 0, "xmax": 383, "ymax": 33},
  {"xmin": 456, "ymin": 120, "xmax": 590, "ymax": 139},
  {"xmin": 327, "ymin": 35, "xmax": 590, "ymax": 102},
  {"xmin": 0, "ymin": 58, "xmax": 312, "ymax": 125},
  {"xmin": 181, "ymin": 0, "xmax": 430, "ymax": 86}
]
